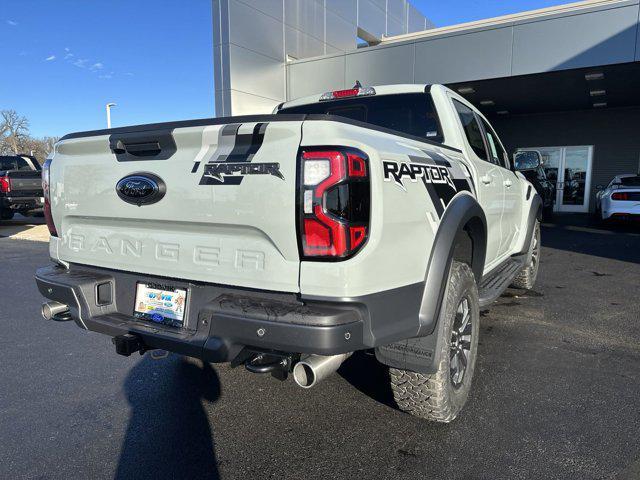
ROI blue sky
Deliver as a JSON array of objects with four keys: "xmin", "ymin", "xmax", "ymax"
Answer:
[{"xmin": 2, "ymin": 0, "xmax": 565, "ymax": 138}]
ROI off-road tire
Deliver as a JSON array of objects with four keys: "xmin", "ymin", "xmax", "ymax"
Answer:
[
  {"xmin": 511, "ymin": 220, "xmax": 540, "ymax": 290},
  {"xmin": 389, "ymin": 261, "xmax": 480, "ymax": 423}
]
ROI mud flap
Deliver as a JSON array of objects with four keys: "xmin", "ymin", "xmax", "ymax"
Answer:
[{"xmin": 375, "ymin": 263, "xmax": 454, "ymax": 375}]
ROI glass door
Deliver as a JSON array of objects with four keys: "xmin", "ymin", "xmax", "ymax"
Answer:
[
  {"xmin": 559, "ymin": 146, "xmax": 593, "ymax": 213},
  {"xmin": 519, "ymin": 146, "xmax": 593, "ymax": 213}
]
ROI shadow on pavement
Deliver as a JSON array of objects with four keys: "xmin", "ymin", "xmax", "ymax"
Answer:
[
  {"xmin": 542, "ymin": 214, "xmax": 640, "ymax": 264},
  {"xmin": 115, "ymin": 355, "xmax": 221, "ymax": 480},
  {"xmin": 338, "ymin": 352, "xmax": 396, "ymax": 409}
]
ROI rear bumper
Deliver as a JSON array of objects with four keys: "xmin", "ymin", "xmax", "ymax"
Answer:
[
  {"xmin": 605, "ymin": 212, "xmax": 640, "ymax": 221},
  {"xmin": 35, "ymin": 263, "xmax": 372, "ymax": 361},
  {"xmin": 1, "ymin": 195, "xmax": 44, "ymax": 212},
  {"xmin": 602, "ymin": 201, "xmax": 640, "ymax": 220}
]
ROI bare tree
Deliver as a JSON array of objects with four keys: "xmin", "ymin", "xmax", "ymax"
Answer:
[
  {"xmin": 43, "ymin": 136, "xmax": 59, "ymax": 157},
  {"xmin": 20, "ymin": 136, "xmax": 60, "ymax": 162},
  {"xmin": 0, "ymin": 110, "xmax": 58, "ymax": 162},
  {"xmin": 0, "ymin": 110, "xmax": 30, "ymax": 154}
]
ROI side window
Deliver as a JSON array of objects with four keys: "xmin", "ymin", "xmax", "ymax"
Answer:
[
  {"xmin": 480, "ymin": 118, "xmax": 508, "ymax": 169},
  {"xmin": 452, "ymin": 99, "xmax": 488, "ymax": 161}
]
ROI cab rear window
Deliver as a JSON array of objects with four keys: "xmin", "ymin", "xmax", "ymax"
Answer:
[
  {"xmin": 278, "ymin": 93, "xmax": 443, "ymax": 143},
  {"xmin": 0, "ymin": 156, "xmax": 32, "ymax": 171}
]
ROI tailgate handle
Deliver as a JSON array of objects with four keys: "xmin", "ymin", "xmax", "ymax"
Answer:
[
  {"xmin": 111, "ymin": 140, "xmax": 162, "ymax": 157},
  {"xmin": 109, "ymin": 130, "xmax": 177, "ymax": 162}
]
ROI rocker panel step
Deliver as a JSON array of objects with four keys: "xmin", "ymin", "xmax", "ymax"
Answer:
[{"xmin": 478, "ymin": 256, "xmax": 526, "ymax": 307}]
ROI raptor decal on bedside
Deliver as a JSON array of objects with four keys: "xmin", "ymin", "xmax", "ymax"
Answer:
[
  {"xmin": 383, "ymin": 153, "xmax": 474, "ymax": 217},
  {"xmin": 193, "ymin": 122, "xmax": 284, "ymax": 184}
]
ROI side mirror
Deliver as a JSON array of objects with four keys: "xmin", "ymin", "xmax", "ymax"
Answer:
[
  {"xmin": 595, "ymin": 184, "xmax": 604, "ymax": 191},
  {"xmin": 513, "ymin": 150, "xmax": 542, "ymax": 171}
]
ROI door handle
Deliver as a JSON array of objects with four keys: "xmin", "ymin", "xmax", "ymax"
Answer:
[
  {"xmin": 504, "ymin": 180, "xmax": 513, "ymax": 188},
  {"xmin": 480, "ymin": 175, "xmax": 492, "ymax": 185}
]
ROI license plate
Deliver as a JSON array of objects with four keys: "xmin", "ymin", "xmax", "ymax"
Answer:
[{"xmin": 133, "ymin": 283, "xmax": 187, "ymax": 328}]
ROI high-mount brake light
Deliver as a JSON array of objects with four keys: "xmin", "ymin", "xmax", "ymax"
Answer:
[
  {"xmin": 42, "ymin": 159, "xmax": 58, "ymax": 237},
  {"xmin": 298, "ymin": 148, "xmax": 370, "ymax": 259},
  {"xmin": 612, "ymin": 192, "xmax": 630, "ymax": 201},
  {"xmin": 319, "ymin": 86, "xmax": 376, "ymax": 102}
]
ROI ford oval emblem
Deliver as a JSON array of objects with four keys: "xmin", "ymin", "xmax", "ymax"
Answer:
[{"xmin": 116, "ymin": 173, "xmax": 166, "ymax": 206}]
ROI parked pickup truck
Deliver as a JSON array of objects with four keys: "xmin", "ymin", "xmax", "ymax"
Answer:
[
  {"xmin": 36, "ymin": 84, "xmax": 542, "ymax": 422},
  {"xmin": 0, "ymin": 155, "xmax": 44, "ymax": 220}
]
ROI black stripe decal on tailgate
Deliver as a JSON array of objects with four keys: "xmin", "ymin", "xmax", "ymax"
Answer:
[{"xmin": 199, "ymin": 123, "xmax": 282, "ymax": 185}]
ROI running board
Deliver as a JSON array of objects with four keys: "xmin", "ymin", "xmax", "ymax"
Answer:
[{"xmin": 478, "ymin": 256, "xmax": 526, "ymax": 307}]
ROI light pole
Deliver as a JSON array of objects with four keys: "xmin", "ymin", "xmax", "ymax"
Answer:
[{"xmin": 106, "ymin": 103, "xmax": 117, "ymax": 128}]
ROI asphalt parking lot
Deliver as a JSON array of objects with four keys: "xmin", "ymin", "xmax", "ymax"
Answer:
[{"xmin": 1, "ymin": 215, "xmax": 639, "ymax": 480}]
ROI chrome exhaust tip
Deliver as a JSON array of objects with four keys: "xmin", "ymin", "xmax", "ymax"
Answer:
[
  {"xmin": 41, "ymin": 301, "xmax": 70, "ymax": 321},
  {"xmin": 293, "ymin": 353, "xmax": 351, "ymax": 389}
]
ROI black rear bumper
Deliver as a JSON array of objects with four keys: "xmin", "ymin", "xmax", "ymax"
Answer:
[
  {"xmin": 1, "ymin": 195, "xmax": 44, "ymax": 212},
  {"xmin": 35, "ymin": 264, "xmax": 367, "ymax": 362}
]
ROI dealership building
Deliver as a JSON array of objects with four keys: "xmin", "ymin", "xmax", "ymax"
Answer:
[{"xmin": 213, "ymin": 0, "xmax": 640, "ymax": 213}]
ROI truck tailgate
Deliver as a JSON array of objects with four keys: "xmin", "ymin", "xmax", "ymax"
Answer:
[
  {"xmin": 7, "ymin": 170, "xmax": 42, "ymax": 196},
  {"xmin": 50, "ymin": 118, "xmax": 304, "ymax": 292}
]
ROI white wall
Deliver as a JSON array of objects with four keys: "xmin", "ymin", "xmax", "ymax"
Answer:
[{"xmin": 213, "ymin": 0, "xmax": 433, "ymax": 116}]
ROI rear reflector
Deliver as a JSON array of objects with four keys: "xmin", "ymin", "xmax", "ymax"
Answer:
[{"xmin": 319, "ymin": 86, "xmax": 376, "ymax": 102}]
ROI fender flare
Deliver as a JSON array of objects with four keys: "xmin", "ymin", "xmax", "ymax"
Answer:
[
  {"xmin": 417, "ymin": 193, "xmax": 487, "ymax": 337},
  {"xmin": 518, "ymin": 194, "xmax": 542, "ymax": 256},
  {"xmin": 375, "ymin": 193, "xmax": 487, "ymax": 374}
]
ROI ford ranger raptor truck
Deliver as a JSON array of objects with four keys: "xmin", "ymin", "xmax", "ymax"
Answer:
[{"xmin": 35, "ymin": 84, "xmax": 542, "ymax": 422}]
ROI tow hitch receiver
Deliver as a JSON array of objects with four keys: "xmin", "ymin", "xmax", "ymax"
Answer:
[
  {"xmin": 112, "ymin": 334, "xmax": 146, "ymax": 357},
  {"xmin": 231, "ymin": 348, "xmax": 299, "ymax": 381}
]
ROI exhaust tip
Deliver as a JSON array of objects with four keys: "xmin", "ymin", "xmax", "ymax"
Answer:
[
  {"xmin": 293, "ymin": 361, "xmax": 316, "ymax": 389},
  {"xmin": 292, "ymin": 353, "xmax": 352, "ymax": 389},
  {"xmin": 41, "ymin": 301, "xmax": 70, "ymax": 321}
]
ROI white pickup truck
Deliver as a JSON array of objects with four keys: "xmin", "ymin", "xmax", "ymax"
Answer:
[{"xmin": 36, "ymin": 84, "xmax": 542, "ymax": 422}]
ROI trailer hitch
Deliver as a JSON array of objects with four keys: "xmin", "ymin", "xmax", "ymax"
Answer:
[
  {"xmin": 112, "ymin": 333, "xmax": 147, "ymax": 357},
  {"xmin": 231, "ymin": 347, "xmax": 299, "ymax": 381}
]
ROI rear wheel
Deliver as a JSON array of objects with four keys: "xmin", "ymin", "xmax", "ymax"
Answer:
[
  {"xmin": 389, "ymin": 261, "xmax": 480, "ymax": 423},
  {"xmin": 511, "ymin": 220, "xmax": 540, "ymax": 290}
]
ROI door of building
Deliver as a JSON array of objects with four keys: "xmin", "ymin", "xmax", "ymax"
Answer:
[{"xmin": 520, "ymin": 146, "xmax": 594, "ymax": 213}]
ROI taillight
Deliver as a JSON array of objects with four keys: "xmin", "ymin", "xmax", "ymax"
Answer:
[
  {"xmin": 612, "ymin": 192, "xmax": 630, "ymax": 201},
  {"xmin": 42, "ymin": 159, "xmax": 58, "ymax": 237},
  {"xmin": 298, "ymin": 148, "xmax": 370, "ymax": 259},
  {"xmin": 0, "ymin": 177, "xmax": 10, "ymax": 193}
]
